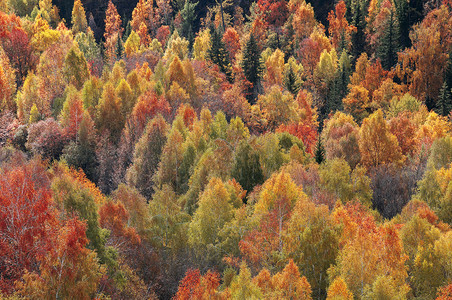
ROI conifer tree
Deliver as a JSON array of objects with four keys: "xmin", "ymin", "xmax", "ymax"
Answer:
[
  {"xmin": 284, "ymin": 61, "xmax": 302, "ymax": 96},
  {"xmin": 435, "ymin": 82, "xmax": 452, "ymax": 117},
  {"xmin": 208, "ymin": 27, "xmax": 233, "ymax": 82},
  {"xmin": 242, "ymin": 33, "xmax": 264, "ymax": 104},
  {"xmin": 376, "ymin": 8, "xmax": 399, "ymax": 70},
  {"xmin": 180, "ymin": 0, "xmax": 198, "ymax": 49},
  {"xmin": 315, "ymin": 137, "xmax": 325, "ymax": 164}
]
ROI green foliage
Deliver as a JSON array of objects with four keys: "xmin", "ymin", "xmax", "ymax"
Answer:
[
  {"xmin": 208, "ymin": 26, "xmax": 232, "ymax": 82},
  {"xmin": 242, "ymin": 33, "xmax": 264, "ymax": 104},
  {"xmin": 231, "ymin": 140, "xmax": 264, "ymax": 195},
  {"xmin": 126, "ymin": 115, "xmax": 168, "ymax": 199},
  {"xmin": 64, "ymin": 45, "xmax": 89, "ymax": 90}
]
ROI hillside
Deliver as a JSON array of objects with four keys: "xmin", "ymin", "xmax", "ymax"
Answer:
[{"xmin": 0, "ymin": 0, "xmax": 452, "ymax": 299}]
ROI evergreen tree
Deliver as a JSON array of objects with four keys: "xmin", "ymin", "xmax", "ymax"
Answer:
[
  {"xmin": 180, "ymin": 0, "xmax": 198, "ymax": 50},
  {"xmin": 315, "ymin": 137, "xmax": 325, "ymax": 164},
  {"xmin": 241, "ymin": 33, "xmax": 264, "ymax": 104},
  {"xmin": 283, "ymin": 62, "xmax": 301, "ymax": 96},
  {"xmin": 377, "ymin": 8, "xmax": 399, "ymax": 70},
  {"xmin": 123, "ymin": 20, "xmax": 132, "ymax": 41},
  {"xmin": 435, "ymin": 82, "xmax": 452, "ymax": 117},
  {"xmin": 115, "ymin": 33, "xmax": 124, "ymax": 59},
  {"xmin": 351, "ymin": 0, "xmax": 366, "ymax": 62},
  {"xmin": 394, "ymin": 0, "xmax": 410, "ymax": 48},
  {"xmin": 445, "ymin": 48, "xmax": 452, "ymax": 90},
  {"xmin": 208, "ymin": 27, "xmax": 233, "ymax": 82}
]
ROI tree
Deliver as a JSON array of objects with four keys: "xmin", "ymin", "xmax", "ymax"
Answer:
[
  {"xmin": 397, "ymin": 6, "xmax": 452, "ymax": 104},
  {"xmin": 229, "ymin": 262, "xmax": 263, "ymax": 299},
  {"xmin": 242, "ymin": 33, "xmax": 264, "ymax": 104},
  {"xmin": 0, "ymin": 47, "xmax": 16, "ymax": 112},
  {"xmin": 343, "ymin": 84, "xmax": 370, "ymax": 122},
  {"xmin": 0, "ymin": 159, "xmax": 55, "ymax": 294},
  {"xmin": 59, "ymin": 86, "xmax": 84, "ymax": 141},
  {"xmin": 95, "ymin": 83, "xmax": 124, "ymax": 143},
  {"xmin": 435, "ymin": 81, "xmax": 452, "ymax": 117},
  {"xmin": 64, "ymin": 45, "xmax": 89, "ymax": 90},
  {"xmin": 222, "ymin": 27, "xmax": 240, "ymax": 62},
  {"xmin": 283, "ymin": 57, "xmax": 303, "ymax": 95},
  {"xmin": 17, "ymin": 217, "xmax": 104, "ymax": 299},
  {"xmin": 284, "ymin": 197, "xmax": 339, "ymax": 298},
  {"xmin": 291, "ymin": 0, "xmax": 316, "ymax": 41},
  {"xmin": 271, "ymin": 259, "xmax": 312, "ymax": 300},
  {"xmin": 358, "ymin": 110, "xmax": 403, "ymax": 168},
  {"xmin": 231, "ymin": 140, "xmax": 264, "ymax": 195},
  {"xmin": 326, "ymin": 277, "xmax": 353, "ymax": 300},
  {"xmin": 188, "ymin": 178, "xmax": 243, "ymax": 262},
  {"xmin": 257, "ymin": 86, "xmax": 300, "ymax": 131},
  {"xmin": 27, "ymin": 118, "xmax": 67, "ymax": 161},
  {"xmin": 327, "ymin": 1, "xmax": 356, "ymax": 51},
  {"xmin": 71, "ymin": 0, "xmax": 88, "ymax": 34},
  {"xmin": 208, "ymin": 26, "xmax": 232, "ymax": 82},
  {"xmin": 374, "ymin": 0, "xmax": 400, "ymax": 70},
  {"xmin": 131, "ymin": 0, "xmax": 152, "ymax": 32},
  {"xmin": 62, "ymin": 111, "xmax": 98, "ymax": 182},
  {"xmin": 180, "ymin": 0, "xmax": 198, "ymax": 49},
  {"xmin": 126, "ymin": 115, "xmax": 168, "ymax": 199},
  {"xmin": 104, "ymin": 0, "xmax": 123, "ymax": 63},
  {"xmin": 1, "ymin": 26, "xmax": 33, "ymax": 86}
]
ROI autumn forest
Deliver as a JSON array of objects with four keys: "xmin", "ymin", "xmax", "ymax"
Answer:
[{"xmin": 0, "ymin": 0, "xmax": 451, "ymax": 298}]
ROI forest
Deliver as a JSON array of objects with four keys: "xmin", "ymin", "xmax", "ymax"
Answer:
[{"xmin": 0, "ymin": 0, "xmax": 451, "ymax": 298}]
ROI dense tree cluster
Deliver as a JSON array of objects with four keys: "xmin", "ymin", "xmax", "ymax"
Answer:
[{"xmin": 0, "ymin": 0, "xmax": 452, "ymax": 298}]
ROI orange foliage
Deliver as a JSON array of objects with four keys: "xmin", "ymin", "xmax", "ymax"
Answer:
[
  {"xmin": 327, "ymin": 1, "xmax": 356, "ymax": 49},
  {"xmin": 99, "ymin": 201, "xmax": 141, "ymax": 245}
]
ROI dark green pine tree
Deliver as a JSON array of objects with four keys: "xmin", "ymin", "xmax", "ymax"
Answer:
[
  {"xmin": 394, "ymin": 0, "xmax": 410, "ymax": 48},
  {"xmin": 377, "ymin": 8, "xmax": 400, "ymax": 70},
  {"xmin": 208, "ymin": 26, "xmax": 233, "ymax": 82},
  {"xmin": 241, "ymin": 33, "xmax": 264, "ymax": 104},
  {"xmin": 123, "ymin": 20, "xmax": 132, "ymax": 42},
  {"xmin": 445, "ymin": 48, "xmax": 452, "ymax": 90},
  {"xmin": 314, "ymin": 137, "xmax": 325, "ymax": 165},
  {"xmin": 351, "ymin": 0, "xmax": 367, "ymax": 62},
  {"xmin": 180, "ymin": 0, "xmax": 198, "ymax": 50},
  {"xmin": 283, "ymin": 63, "xmax": 301, "ymax": 96},
  {"xmin": 435, "ymin": 82, "xmax": 452, "ymax": 116},
  {"xmin": 115, "ymin": 33, "xmax": 123, "ymax": 59}
]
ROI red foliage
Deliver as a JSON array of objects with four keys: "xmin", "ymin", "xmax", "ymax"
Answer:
[
  {"xmin": 257, "ymin": 0, "xmax": 289, "ymax": 27},
  {"xmin": 437, "ymin": 283, "xmax": 452, "ymax": 300},
  {"xmin": 222, "ymin": 27, "xmax": 241, "ymax": 62},
  {"xmin": 277, "ymin": 123, "xmax": 318, "ymax": 154},
  {"xmin": 129, "ymin": 91, "xmax": 171, "ymax": 137},
  {"xmin": 156, "ymin": 25, "xmax": 171, "ymax": 47},
  {"xmin": 0, "ymin": 158, "xmax": 55, "ymax": 293},
  {"xmin": 99, "ymin": 201, "xmax": 141, "ymax": 246},
  {"xmin": 1, "ymin": 27, "xmax": 33, "ymax": 84},
  {"xmin": 176, "ymin": 103, "xmax": 196, "ymax": 129},
  {"xmin": 173, "ymin": 269, "xmax": 202, "ymax": 300}
]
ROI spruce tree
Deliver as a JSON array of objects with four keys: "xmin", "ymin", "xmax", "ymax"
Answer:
[
  {"xmin": 435, "ymin": 82, "xmax": 452, "ymax": 117},
  {"xmin": 351, "ymin": 0, "xmax": 367, "ymax": 62},
  {"xmin": 180, "ymin": 0, "xmax": 198, "ymax": 50},
  {"xmin": 241, "ymin": 33, "xmax": 264, "ymax": 104},
  {"xmin": 315, "ymin": 137, "xmax": 325, "ymax": 165},
  {"xmin": 283, "ymin": 63, "xmax": 301, "ymax": 96},
  {"xmin": 377, "ymin": 8, "xmax": 399, "ymax": 70},
  {"xmin": 208, "ymin": 26, "xmax": 233, "ymax": 82}
]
